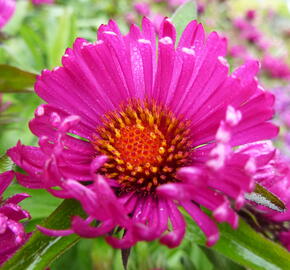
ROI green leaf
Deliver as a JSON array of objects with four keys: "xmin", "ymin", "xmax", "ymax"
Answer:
[
  {"xmin": 186, "ymin": 215, "xmax": 290, "ymax": 270},
  {"xmin": 245, "ymin": 183, "xmax": 286, "ymax": 212},
  {"xmin": 0, "ymin": 65, "xmax": 36, "ymax": 93},
  {"xmin": 50, "ymin": 239, "xmax": 94, "ymax": 270},
  {"xmin": 0, "ymin": 154, "xmax": 14, "ymax": 173},
  {"xmin": 2, "ymin": 199, "xmax": 86, "ymax": 270},
  {"xmin": 201, "ymin": 246, "xmax": 245, "ymax": 270},
  {"xmin": 19, "ymin": 25, "xmax": 46, "ymax": 71},
  {"xmin": 171, "ymin": 0, "xmax": 197, "ymax": 41}
]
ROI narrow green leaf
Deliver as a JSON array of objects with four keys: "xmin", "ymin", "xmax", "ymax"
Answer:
[
  {"xmin": 245, "ymin": 183, "xmax": 286, "ymax": 212},
  {"xmin": 2, "ymin": 199, "xmax": 86, "ymax": 270},
  {"xmin": 186, "ymin": 216, "xmax": 290, "ymax": 270},
  {"xmin": 0, "ymin": 65, "xmax": 36, "ymax": 93},
  {"xmin": 171, "ymin": 0, "xmax": 197, "ymax": 40}
]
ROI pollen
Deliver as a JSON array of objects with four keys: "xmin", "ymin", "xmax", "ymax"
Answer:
[{"xmin": 92, "ymin": 100, "xmax": 192, "ymax": 194}]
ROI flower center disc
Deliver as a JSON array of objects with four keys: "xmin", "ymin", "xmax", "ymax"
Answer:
[
  {"xmin": 92, "ymin": 100, "xmax": 192, "ymax": 194},
  {"xmin": 114, "ymin": 124, "xmax": 165, "ymax": 167}
]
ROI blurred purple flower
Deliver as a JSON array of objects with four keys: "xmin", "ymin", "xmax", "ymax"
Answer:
[
  {"xmin": 0, "ymin": 0, "xmax": 15, "ymax": 29},
  {"xmin": 0, "ymin": 171, "xmax": 30, "ymax": 265},
  {"xmin": 7, "ymin": 18, "xmax": 277, "ymax": 248}
]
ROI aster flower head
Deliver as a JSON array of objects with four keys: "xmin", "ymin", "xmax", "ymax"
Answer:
[
  {"xmin": 0, "ymin": 0, "xmax": 16, "ymax": 29},
  {"xmin": 8, "ymin": 18, "xmax": 278, "ymax": 248},
  {"xmin": 0, "ymin": 171, "xmax": 30, "ymax": 265}
]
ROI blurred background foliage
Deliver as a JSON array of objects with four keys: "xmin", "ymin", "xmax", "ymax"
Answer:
[{"xmin": 0, "ymin": 0, "xmax": 290, "ymax": 269}]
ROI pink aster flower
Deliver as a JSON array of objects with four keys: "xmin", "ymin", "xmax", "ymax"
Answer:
[
  {"xmin": 0, "ymin": 171, "xmax": 30, "ymax": 265},
  {"xmin": 31, "ymin": 0, "xmax": 54, "ymax": 5},
  {"xmin": 7, "ymin": 18, "xmax": 278, "ymax": 248},
  {"xmin": 0, "ymin": 0, "xmax": 15, "ymax": 29}
]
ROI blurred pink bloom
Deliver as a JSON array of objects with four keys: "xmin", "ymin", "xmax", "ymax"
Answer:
[
  {"xmin": 31, "ymin": 0, "xmax": 54, "ymax": 5},
  {"xmin": 233, "ymin": 18, "xmax": 248, "ymax": 31},
  {"xmin": 229, "ymin": 44, "xmax": 253, "ymax": 61},
  {"xmin": 125, "ymin": 12, "xmax": 136, "ymax": 26},
  {"xmin": 272, "ymin": 86, "xmax": 290, "ymax": 116},
  {"xmin": 262, "ymin": 55, "xmax": 290, "ymax": 81},
  {"xmin": 151, "ymin": 13, "xmax": 165, "ymax": 32},
  {"xmin": 197, "ymin": 3, "xmax": 205, "ymax": 15},
  {"xmin": 233, "ymin": 18, "xmax": 263, "ymax": 46},
  {"xmin": 245, "ymin": 10, "xmax": 256, "ymax": 21},
  {"xmin": 134, "ymin": 2, "xmax": 151, "ymax": 16},
  {"xmin": 7, "ymin": 18, "xmax": 277, "ymax": 248},
  {"xmin": 0, "ymin": 171, "xmax": 30, "ymax": 265},
  {"xmin": 0, "ymin": 0, "xmax": 15, "ymax": 29},
  {"xmin": 168, "ymin": 0, "xmax": 188, "ymax": 8}
]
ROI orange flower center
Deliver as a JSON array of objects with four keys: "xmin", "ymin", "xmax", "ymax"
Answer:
[
  {"xmin": 114, "ymin": 124, "xmax": 165, "ymax": 167},
  {"xmin": 92, "ymin": 100, "xmax": 192, "ymax": 194}
]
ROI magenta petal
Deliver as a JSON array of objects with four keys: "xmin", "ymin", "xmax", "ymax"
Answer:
[
  {"xmin": 5, "ymin": 193, "xmax": 31, "ymax": 205},
  {"xmin": 72, "ymin": 216, "xmax": 114, "ymax": 238},
  {"xmin": 37, "ymin": 225, "xmax": 74, "ymax": 236},
  {"xmin": 106, "ymin": 232, "xmax": 136, "ymax": 249},
  {"xmin": 0, "ymin": 171, "xmax": 14, "ymax": 194},
  {"xmin": 90, "ymin": 155, "xmax": 108, "ymax": 174},
  {"xmin": 181, "ymin": 201, "xmax": 219, "ymax": 246},
  {"xmin": 213, "ymin": 202, "xmax": 239, "ymax": 228},
  {"xmin": 160, "ymin": 200, "xmax": 186, "ymax": 248},
  {"xmin": 0, "ymin": 214, "xmax": 8, "ymax": 234},
  {"xmin": 159, "ymin": 18, "xmax": 176, "ymax": 45}
]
